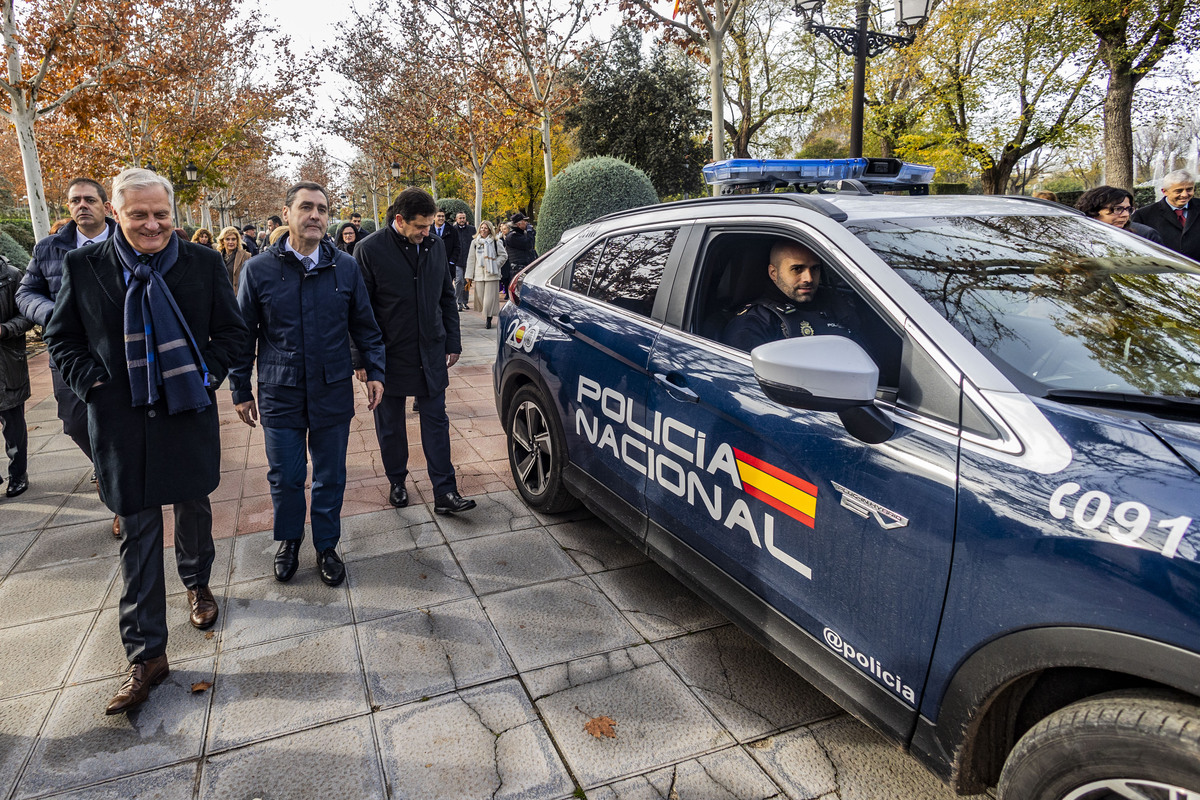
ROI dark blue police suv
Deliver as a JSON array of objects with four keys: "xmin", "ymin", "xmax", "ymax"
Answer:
[{"xmin": 492, "ymin": 175, "xmax": 1200, "ymax": 799}]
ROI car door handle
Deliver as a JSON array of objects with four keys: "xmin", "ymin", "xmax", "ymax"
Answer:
[
  {"xmin": 654, "ymin": 372, "xmax": 699, "ymax": 403},
  {"xmin": 553, "ymin": 314, "xmax": 576, "ymax": 334}
]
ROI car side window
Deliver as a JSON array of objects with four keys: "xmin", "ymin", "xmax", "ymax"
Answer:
[{"xmin": 574, "ymin": 229, "xmax": 676, "ymax": 317}]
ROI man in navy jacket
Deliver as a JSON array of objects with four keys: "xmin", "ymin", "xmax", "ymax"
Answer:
[{"xmin": 230, "ymin": 182, "xmax": 386, "ymax": 587}]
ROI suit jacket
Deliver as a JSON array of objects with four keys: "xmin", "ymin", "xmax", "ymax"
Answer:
[
  {"xmin": 44, "ymin": 239, "xmax": 247, "ymax": 515},
  {"xmin": 432, "ymin": 223, "xmax": 460, "ymax": 269},
  {"xmin": 1130, "ymin": 197, "xmax": 1200, "ymax": 261}
]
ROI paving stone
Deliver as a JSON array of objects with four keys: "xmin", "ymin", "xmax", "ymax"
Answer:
[
  {"xmin": 747, "ymin": 716, "xmax": 973, "ymax": 800},
  {"xmin": 529, "ymin": 648, "xmax": 733, "ymax": 788},
  {"xmin": 655, "ymin": 626, "xmax": 839, "ymax": 742},
  {"xmin": 71, "ymin": 595, "xmax": 224, "ymax": 683},
  {"xmin": 340, "ymin": 520, "xmax": 443, "ymax": 564},
  {"xmin": 544, "ymin": 518, "xmax": 648, "ymax": 574},
  {"xmin": 42, "ymin": 762, "xmax": 198, "ymax": 800},
  {"xmin": 0, "ymin": 493, "xmax": 66, "ymax": 536},
  {"xmin": 220, "ymin": 572, "xmax": 351, "ymax": 649},
  {"xmin": 359, "ymin": 598, "xmax": 514, "ymax": 709},
  {"xmin": 482, "ymin": 577, "xmax": 642, "ymax": 671},
  {"xmin": 14, "ymin": 518, "xmax": 121, "ymax": 573},
  {"xmin": 451, "ymin": 528, "xmax": 583, "ymax": 595},
  {"xmin": 228, "ymin": 529, "xmax": 286, "ymax": 585},
  {"xmin": 347, "ymin": 545, "xmax": 472, "ymax": 622},
  {"xmin": 0, "ymin": 613, "xmax": 91, "ymax": 700},
  {"xmin": 206, "ymin": 626, "xmax": 368, "ymax": 751},
  {"xmin": 0, "ymin": 557, "xmax": 118, "ymax": 628},
  {"xmin": 592, "ymin": 562, "xmax": 727, "ymax": 641},
  {"xmin": 0, "ymin": 531, "xmax": 35, "ymax": 578},
  {"xmin": 26, "ymin": 446, "xmax": 93, "ymax": 476},
  {"xmin": 46, "ymin": 491, "xmax": 116, "ymax": 529},
  {"xmin": 17, "ymin": 658, "xmax": 215, "ymax": 798},
  {"xmin": 0, "ymin": 691, "xmax": 56, "ymax": 800},
  {"xmin": 200, "ymin": 716, "xmax": 385, "ymax": 799},
  {"xmin": 590, "ymin": 747, "xmax": 784, "ymax": 800},
  {"xmin": 375, "ymin": 679, "xmax": 572, "ymax": 800},
  {"xmin": 431, "ymin": 490, "xmax": 540, "ymax": 542}
]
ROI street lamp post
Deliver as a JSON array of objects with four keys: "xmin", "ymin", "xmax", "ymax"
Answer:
[{"xmin": 793, "ymin": 0, "xmax": 932, "ymax": 158}]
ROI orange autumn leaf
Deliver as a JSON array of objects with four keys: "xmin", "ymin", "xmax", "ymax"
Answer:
[
  {"xmin": 190, "ymin": 681, "xmax": 213, "ymax": 693},
  {"xmin": 584, "ymin": 715, "xmax": 617, "ymax": 739}
]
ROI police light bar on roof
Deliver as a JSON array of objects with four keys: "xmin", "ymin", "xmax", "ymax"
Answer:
[{"xmin": 702, "ymin": 158, "xmax": 935, "ymax": 193}]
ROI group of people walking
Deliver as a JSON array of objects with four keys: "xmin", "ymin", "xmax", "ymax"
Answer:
[
  {"xmin": 2, "ymin": 170, "xmax": 486, "ymax": 717},
  {"xmin": 432, "ymin": 209, "xmax": 538, "ymax": 330}
]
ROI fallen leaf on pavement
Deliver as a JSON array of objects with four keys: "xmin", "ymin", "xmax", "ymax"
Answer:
[
  {"xmin": 584, "ymin": 716, "xmax": 617, "ymax": 739},
  {"xmin": 190, "ymin": 681, "xmax": 213, "ymax": 693},
  {"xmin": 204, "ymin": 631, "xmax": 214, "ymax": 640}
]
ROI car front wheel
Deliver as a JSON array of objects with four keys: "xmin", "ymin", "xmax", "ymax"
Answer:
[
  {"xmin": 998, "ymin": 690, "xmax": 1200, "ymax": 800},
  {"xmin": 505, "ymin": 384, "xmax": 579, "ymax": 514}
]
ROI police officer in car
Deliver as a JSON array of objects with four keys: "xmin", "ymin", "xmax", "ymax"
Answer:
[{"xmin": 722, "ymin": 240, "xmax": 859, "ymax": 352}]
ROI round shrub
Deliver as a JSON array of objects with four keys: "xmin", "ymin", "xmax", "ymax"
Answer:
[
  {"xmin": 0, "ymin": 231, "xmax": 29, "ymax": 269},
  {"xmin": 359, "ymin": 219, "xmax": 377, "ymax": 234},
  {"xmin": 535, "ymin": 157, "xmax": 658, "ymax": 253},
  {"xmin": 437, "ymin": 198, "xmax": 472, "ymax": 225},
  {"xmin": 0, "ymin": 220, "xmax": 35, "ymax": 252}
]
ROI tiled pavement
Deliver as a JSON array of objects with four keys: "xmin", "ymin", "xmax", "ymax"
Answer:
[{"xmin": 0, "ymin": 311, "xmax": 978, "ymax": 799}]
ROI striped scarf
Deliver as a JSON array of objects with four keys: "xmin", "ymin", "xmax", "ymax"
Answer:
[{"xmin": 117, "ymin": 232, "xmax": 212, "ymax": 414}]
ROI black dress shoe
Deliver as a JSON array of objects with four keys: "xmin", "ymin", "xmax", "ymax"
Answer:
[
  {"xmin": 389, "ymin": 483, "xmax": 408, "ymax": 508},
  {"xmin": 434, "ymin": 491, "xmax": 477, "ymax": 515},
  {"xmin": 5, "ymin": 474, "xmax": 27, "ymax": 498},
  {"xmin": 274, "ymin": 539, "xmax": 301, "ymax": 582},
  {"xmin": 317, "ymin": 548, "xmax": 345, "ymax": 586}
]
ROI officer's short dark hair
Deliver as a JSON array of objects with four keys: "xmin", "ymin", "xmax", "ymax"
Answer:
[
  {"xmin": 393, "ymin": 188, "xmax": 437, "ymax": 222},
  {"xmin": 67, "ymin": 177, "xmax": 108, "ymax": 203},
  {"xmin": 267, "ymin": 215, "xmax": 282, "ymax": 226},
  {"xmin": 284, "ymin": 181, "xmax": 330, "ymax": 209},
  {"xmin": 350, "ymin": 212, "xmax": 361, "ymax": 220}
]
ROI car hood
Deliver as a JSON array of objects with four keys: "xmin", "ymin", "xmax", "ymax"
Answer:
[{"xmin": 1142, "ymin": 419, "xmax": 1200, "ymax": 477}]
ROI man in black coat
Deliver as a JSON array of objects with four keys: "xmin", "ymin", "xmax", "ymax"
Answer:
[
  {"xmin": 431, "ymin": 209, "xmax": 459, "ymax": 281},
  {"xmin": 504, "ymin": 212, "xmax": 537, "ymax": 275},
  {"xmin": 453, "ymin": 211, "xmax": 476, "ymax": 311},
  {"xmin": 1130, "ymin": 169, "xmax": 1200, "ymax": 261},
  {"xmin": 353, "ymin": 188, "xmax": 476, "ymax": 514},
  {"xmin": 45, "ymin": 168, "xmax": 247, "ymax": 715},
  {"xmin": 0, "ymin": 257, "xmax": 33, "ymax": 499},
  {"xmin": 17, "ymin": 177, "xmax": 122, "ymax": 535}
]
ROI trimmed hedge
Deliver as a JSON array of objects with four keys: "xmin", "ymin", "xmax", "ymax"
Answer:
[
  {"xmin": 535, "ymin": 157, "xmax": 658, "ymax": 252},
  {"xmin": 0, "ymin": 231, "xmax": 29, "ymax": 269},
  {"xmin": 436, "ymin": 198, "xmax": 472, "ymax": 225}
]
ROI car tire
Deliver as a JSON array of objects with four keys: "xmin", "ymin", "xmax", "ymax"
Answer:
[
  {"xmin": 997, "ymin": 689, "xmax": 1200, "ymax": 800},
  {"xmin": 506, "ymin": 384, "xmax": 580, "ymax": 514}
]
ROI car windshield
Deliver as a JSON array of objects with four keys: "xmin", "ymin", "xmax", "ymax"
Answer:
[{"xmin": 847, "ymin": 214, "xmax": 1200, "ymax": 398}]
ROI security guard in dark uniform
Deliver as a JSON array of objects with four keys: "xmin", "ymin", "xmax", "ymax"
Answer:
[{"xmin": 722, "ymin": 240, "xmax": 859, "ymax": 351}]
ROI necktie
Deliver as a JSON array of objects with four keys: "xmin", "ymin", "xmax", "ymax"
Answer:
[
  {"xmin": 302, "ymin": 256, "xmax": 314, "ymax": 272},
  {"xmin": 1177, "ymin": 208, "xmax": 1187, "ymax": 227}
]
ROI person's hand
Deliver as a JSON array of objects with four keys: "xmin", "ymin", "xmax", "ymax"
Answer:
[
  {"xmin": 355, "ymin": 368, "xmax": 367, "ymax": 383},
  {"xmin": 235, "ymin": 399, "xmax": 259, "ymax": 428},
  {"xmin": 365, "ymin": 380, "xmax": 383, "ymax": 411},
  {"xmin": 446, "ymin": 353, "xmax": 460, "ymax": 368}
]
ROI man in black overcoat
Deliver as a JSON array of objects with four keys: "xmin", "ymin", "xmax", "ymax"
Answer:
[
  {"xmin": 1130, "ymin": 169, "xmax": 1200, "ymax": 261},
  {"xmin": 45, "ymin": 168, "xmax": 247, "ymax": 715},
  {"xmin": 354, "ymin": 188, "xmax": 476, "ymax": 514}
]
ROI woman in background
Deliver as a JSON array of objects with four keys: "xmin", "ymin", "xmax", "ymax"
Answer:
[
  {"xmin": 216, "ymin": 225, "xmax": 251, "ymax": 289},
  {"xmin": 1076, "ymin": 186, "xmax": 1163, "ymax": 245},
  {"xmin": 336, "ymin": 222, "xmax": 358, "ymax": 256},
  {"xmin": 191, "ymin": 228, "xmax": 214, "ymax": 248},
  {"xmin": 467, "ymin": 220, "xmax": 507, "ymax": 330}
]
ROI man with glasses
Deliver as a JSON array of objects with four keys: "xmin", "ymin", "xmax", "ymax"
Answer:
[
  {"xmin": 1130, "ymin": 169, "xmax": 1197, "ymax": 258},
  {"xmin": 1075, "ymin": 186, "xmax": 1163, "ymax": 245}
]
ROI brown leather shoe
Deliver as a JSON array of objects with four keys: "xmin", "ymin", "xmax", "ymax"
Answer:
[
  {"xmin": 187, "ymin": 586, "xmax": 218, "ymax": 629},
  {"xmin": 105, "ymin": 655, "xmax": 170, "ymax": 715},
  {"xmin": 111, "ymin": 515, "xmax": 121, "ymax": 538}
]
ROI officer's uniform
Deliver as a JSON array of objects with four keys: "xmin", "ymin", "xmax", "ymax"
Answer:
[{"xmin": 722, "ymin": 286, "xmax": 859, "ymax": 352}]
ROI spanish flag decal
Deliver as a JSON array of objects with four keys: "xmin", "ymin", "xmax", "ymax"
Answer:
[{"xmin": 733, "ymin": 448, "xmax": 817, "ymax": 528}]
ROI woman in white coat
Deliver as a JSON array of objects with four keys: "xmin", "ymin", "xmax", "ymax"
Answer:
[{"xmin": 467, "ymin": 220, "xmax": 507, "ymax": 329}]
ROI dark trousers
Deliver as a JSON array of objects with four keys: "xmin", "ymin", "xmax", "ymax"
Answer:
[
  {"xmin": 373, "ymin": 391, "xmax": 457, "ymax": 497},
  {"xmin": 263, "ymin": 423, "xmax": 349, "ymax": 552},
  {"xmin": 50, "ymin": 363, "xmax": 92, "ymax": 462},
  {"xmin": 454, "ymin": 265, "xmax": 469, "ymax": 307},
  {"xmin": 118, "ymin": 497, "xmax": 214, "ymax": 662},
  {"xmin": 0, "ymin": 403, "xmax": 26, "ymax": 479}
]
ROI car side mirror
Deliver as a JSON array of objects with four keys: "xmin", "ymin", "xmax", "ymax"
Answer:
[{"xmin": 751, "ymin": 336, "xmax": 894, "ymax": 444}]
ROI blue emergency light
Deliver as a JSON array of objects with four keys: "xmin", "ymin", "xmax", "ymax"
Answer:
[{"xmin": 702, "ymin": 157, "xmax": 935, "ymax": 195}]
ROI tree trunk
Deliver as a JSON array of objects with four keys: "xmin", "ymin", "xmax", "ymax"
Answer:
[
  {"xmin": 541, "ymin": 112, "xmax": 554, "ymax": 189},
  {"xmin": 1101, "ymin": 44, "xmax": 1136, "ymax": 191},
  {"xmin": 709, "ymin": 36, "xmax": 725, "ymax": 195},
  {"xmin": 12, "ymin": 106, "xmax": 50, "ymax": 241},
  {"xmin": 473, "ymin": 169, "xmax": 484, "ymax": 225}
]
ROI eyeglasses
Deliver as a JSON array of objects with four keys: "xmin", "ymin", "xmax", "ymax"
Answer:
[{"xmin": 1103, "ymin": 205, "xmax": 1133, "ymax": 215}]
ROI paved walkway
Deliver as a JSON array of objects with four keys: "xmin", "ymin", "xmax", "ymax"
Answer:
[{"xmin": 0, "ymin": 308, "xmax": 975, "ymax": 800}]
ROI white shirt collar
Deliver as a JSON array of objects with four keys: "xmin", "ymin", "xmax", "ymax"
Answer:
[
  {"xmin": 76, "ymin": 225, "xmax": 110, "ymax": 249},
  {"xmin": 285, "ymin": 238, "xmax": 320, "ymax": 269}
]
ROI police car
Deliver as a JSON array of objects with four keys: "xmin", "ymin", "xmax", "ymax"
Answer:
[{"xmin": 492, "ymin": 159, "xmax": 1200, "ymax": 799}]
